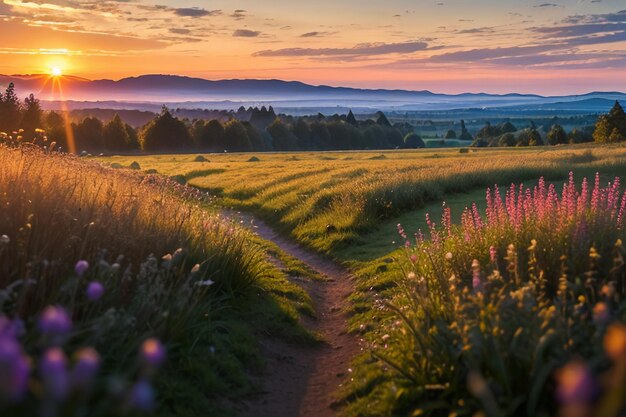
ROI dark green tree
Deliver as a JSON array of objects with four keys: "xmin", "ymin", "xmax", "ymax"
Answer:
[
  {"xmin": 141, "ymin": 108, "xmax": 193, "ymax": 151},
  {"xmin": 498, "ymin": 133, "xmax": 516, "ymax": 147},
  {"xmin": 376, "ymin": 111, "xmax": 392, "ymax": 127},
  {"xmin": 44, "ymin": 111, "xmax": 67, "ymax": 150},
  {"xmin": 594, "ymin": 101, "xmax": 626, "ymax": 143},
  {"xmin": 103, "ymin": 114, "xmax": 130, "ymax": 151},
  {"xmin": 267, "ymin": 119, "xmax": 298, "ymax": 151},
  {"xmin": 404, "ymin": 132, "xmax": 425, "ymax": 148},
  {"xmin": 346, "ymin": 110, "xmax": 358, "ymax": 126},
  {"xmin": 20, "ymin": 93, "xmax": 43, "ymax": 140},
  {"xmin": 74, "ymin": 117, "xmax": 104, "ymax": 151},
  {"xmin": 0, "ymin": 83, "xmax": 22, "ymax": 133},
  {"xmin": 292, "ymin": 119, "xmax": 311, "ymax": 150},
  {"xmin": 547, "ymin": 124, "xmax": 567, "ymax": 145},
  {"xmin": 223, "ymin": 119, "xmax": 252, "ymax": 152},
  {"xmin": 444, "ymin": 129, "xmax": 457, "ymax": 139},
  {"xmin": 242, "ymin": 121, "xmax": 265, "ymax": 151},
  {"xmin": 459, "ymin": 120, "xmax": 473, "ymax": 140}
]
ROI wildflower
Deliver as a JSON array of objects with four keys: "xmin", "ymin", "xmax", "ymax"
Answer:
[
  {"xmin": 471, "ymin": 259, "xmax": 482, "ymax": 292},
  {"xmin": 128, "ymin": 379, "xmax": 155, "ymax": 412},
  {"xmin": 409, "ymin": 254, "xmax": 417, "ymax": 263},
  {"xmin": 489, "ymin": 246, "xmax": 497, "ymax": 263},
  {"xmin": 555, "ymin": 360, "xmax": 597, "ymax": 405},
  {"xmin": 445, "ymin": 252, "xmax": 453, "ymax": 261},
  {"xmin": 38, "ymin": 306, "xmax": 72, "ymax": 337},
  {"xmin": 140, "ymin": 338, "xmax": 166, "ymax": 368},
  {"xmin": 86, "ymin": 281, "xmax": 105, "ymax": 301},
  {"xmin": 191, "ymin": 263, "xmax": 201, "ymax": 274},
  {"xmin": 40, "ymin": 348, "xmax": 69, "ymax": 401},
  {"xmin": 604, "ymin": 323, "xmax": 626, "ymax": 361},
  {"xmin": 600, "ymin": 283, "xmax": 616, "ymax": 299},
  {"xmin": 407, "ymin": 272, "xmax": 416, "ymax": 280},
  {"xmin": 74, "ymin": 260, "xmax": 89, "ymax": 278},
  {"xmin": 0, "ymin": 335, "xmax": 30, "ymax": 402},
  {"xmin": 0, "ymin": 235, "xmax": 9, "ymax": 245},
  {"xmin": 592, "ymin": 302, "xmax": 610, "ymax": 325},
  {"xmin": 71, "ymin": 347, "xmax": 100, "ymax": 390},
  {"xmin": 196, "ymin": 279, "xmax": 215, "ymax": 287}
]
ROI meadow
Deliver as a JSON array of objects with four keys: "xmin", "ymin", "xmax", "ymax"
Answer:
[
  {"xmin": 0, "ymin": 144, "xmax": 321, "ymax": 416},
  {"xmin": 4, "ymin": 142, "xmax": 626, "ymax": 416},
  {"xmin": 100, "ymin": 143, "xmax": 626, "ymax": 416}
]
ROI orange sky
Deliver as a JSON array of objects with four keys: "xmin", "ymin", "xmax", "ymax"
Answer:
[{"xmin": 1, "ymin": 0, "xmax": 625, "ymax": 94}]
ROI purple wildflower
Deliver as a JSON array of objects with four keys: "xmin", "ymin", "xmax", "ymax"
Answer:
[
  {"xmin": 128, "ymin": 379, "xmax": 155, "ymax": 412},
  {"xmin": 74, "ymin": 260, "xmax": 89, "ymax": 278},
  {"xmin": 140, "ymin": 338, "xmax": 166, "ymax": 368},
  {"xmin": 40, "ymin": 348, "xmax": 69, "ymax": 402},
  {"xmin": 71, "ymin": 347, "xmax": 100, "ymax": 389},
  {"xmin": 38, "ymin": 306, "xmax": 72, "ymax": 337},
  {"xmin": 0, "ymin": 335, "xmax": 30, "ymax": 402},
  {"xmin": 489, "ymin": 246, "xmax": 497, "ymax": 264},
  {"xmin": 86, "ymin": 281, "xmax": 105, "ymax": 301}
]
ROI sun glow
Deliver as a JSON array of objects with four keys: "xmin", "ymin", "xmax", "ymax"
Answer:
[{"xmin": 51, "ymin": 67, "xmax": 62, "ymax": 76}]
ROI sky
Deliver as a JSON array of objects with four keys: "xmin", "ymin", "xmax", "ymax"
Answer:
[{"xmin": 0, "ymin": 0, "xmax": 625, "ymax": 94}]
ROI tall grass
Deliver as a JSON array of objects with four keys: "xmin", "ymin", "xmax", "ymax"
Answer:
[
  {"xmin": 0, "ymin": 145, "xmax": 269, "ymax": 415},
  {"xmin": 346, "ymin": 173, "xmax": 626, "ymax": 417}
]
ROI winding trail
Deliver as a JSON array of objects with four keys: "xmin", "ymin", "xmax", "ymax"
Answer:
[{"xmin": 223, "ymin": 210, "xmax": 360, "ymax": 417}]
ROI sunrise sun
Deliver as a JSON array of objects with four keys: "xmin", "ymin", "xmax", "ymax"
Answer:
[{"xmin": 51, "ymin": 67, "xmax": 62, "ymax": 76}]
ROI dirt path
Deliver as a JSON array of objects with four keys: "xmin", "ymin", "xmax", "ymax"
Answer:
[{"xmin": 223, "ymin": 209, "xmax": 359, "ymax": 417}]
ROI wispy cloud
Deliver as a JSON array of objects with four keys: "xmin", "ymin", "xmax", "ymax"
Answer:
[
  {"xmin": 172, "ymin": 7, "xmax": 221, "ymax": 18},
  {"xmin": 254, "ymin": 40, "xmax": 429, "ymax": 58},
  {"xmin": 233, "ymin": 29, "xmax": 261, "ymax": 37}
]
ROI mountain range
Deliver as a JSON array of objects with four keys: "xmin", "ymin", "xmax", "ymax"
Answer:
[{"xmin": 1, "ymin": 74, "xmax": 624, "ymax": 114}]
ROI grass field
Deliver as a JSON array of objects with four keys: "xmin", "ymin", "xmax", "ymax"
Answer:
[
  {"xmin": 98, "ymin": 143, "xmax": 626, "ymax": 416},
  {"xmin": 102, "ymin": 145, "xmax": 626, "ymax": 256}
]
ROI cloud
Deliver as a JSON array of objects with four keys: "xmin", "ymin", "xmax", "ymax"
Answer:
[
  {"xmin": 254, "ymin": 40, "xmax": 429, "ymax": 58},
  {"xmin": 169, "ymin": 28, "xmax": 191, "ymax": 35},
  {"xmin": 172, "ymin": 7, "xmax": 221, "ymax": 18},
  {"xmin": 231, "ymin": 9, "xmax": 246, "ymax": 20},
  {"xmin": 0, "ymin": 19, "xmax": 167, "ymax": 52},
  {"xmin": 534, "ymin": 22, "xmax": 626, "ymax": 38},
  {"xmin": 455, "ymin": 27, "xmax": 494, "ymax": 34},
  {"xmin": 233, "ymin": 29, "xmax": 261, "ymax": 37},
  {"xmin": 534, "ymin": 3, "xmax": 559, "ymax": 7},
  {"xmin": 299, "ymin": 31, "xmax": 335, "ymax": 38},
  {"xmin": 0, "ymin": 0, "xmax": 12, "ymax": 15}
]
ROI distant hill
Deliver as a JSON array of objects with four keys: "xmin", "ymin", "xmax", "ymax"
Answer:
[{"xmin": 1, "ymin": 74, "xmax": 624, "ymax": 113}]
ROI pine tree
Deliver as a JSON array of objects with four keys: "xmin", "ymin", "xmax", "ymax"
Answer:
[
  {"xmin": 20, "ymin": 93, "xmax": 43, "ymax": 140},
  {"xmin": 459, "ymin": 119, "xmax": 473, "ymax": 141},
  {"xmin": 346, "ymin": 110, "xmax": 357, "ymax": 126},
  {"xmin": 0, "ymin": 83, "xmax": 22, "ymax": 132},
  {"xmin": 103, "ymin": 114, "xmax": 130, "ymax": 150}
]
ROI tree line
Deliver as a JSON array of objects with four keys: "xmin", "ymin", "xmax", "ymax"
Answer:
[
  {"xmin": 467, "ymin": 101, "xmax": 625, "ymax": 147},
  {"xmin": 1, "ymin": 83, "xmax": 624, "ymax": 152}
]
